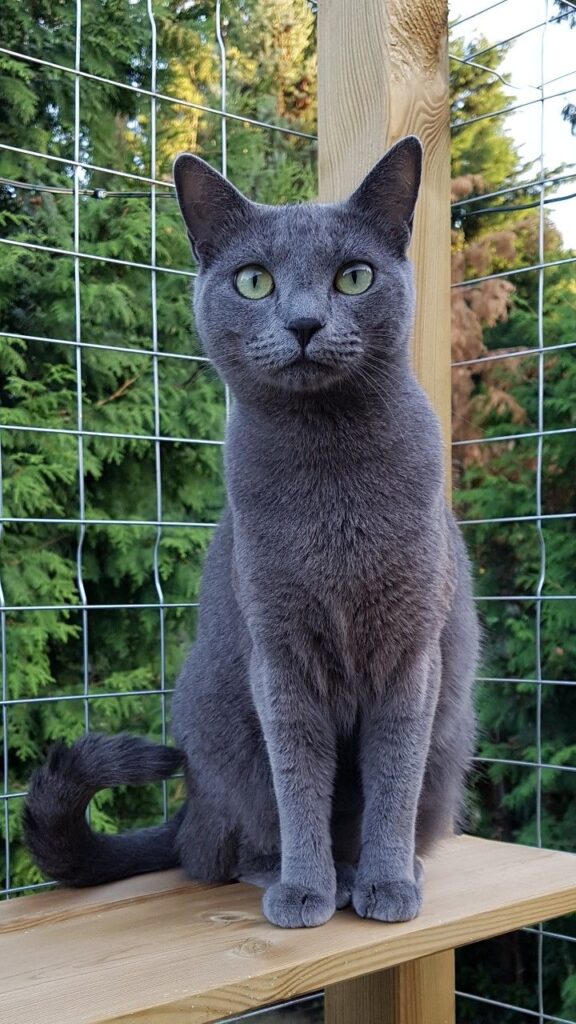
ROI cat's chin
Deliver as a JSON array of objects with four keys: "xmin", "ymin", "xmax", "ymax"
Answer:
[{"xmin": 268, "ymin": 359, "xmax": 345, "ymax": 394}]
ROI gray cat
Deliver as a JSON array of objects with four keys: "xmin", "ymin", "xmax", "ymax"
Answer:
[{"xmin": 23, "ymin": 136, "xmax": 479, "ymax": 928}]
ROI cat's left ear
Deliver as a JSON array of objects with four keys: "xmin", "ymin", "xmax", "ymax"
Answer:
[
  {"xmin": 348, "ymin": 136, "xmax": 422, "ymax": 251},
  {"xmin": 173, "ymin": 153, "xmax": 251, "ymax": 263}
]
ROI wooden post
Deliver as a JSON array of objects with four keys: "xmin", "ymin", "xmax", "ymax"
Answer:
[
  {"xmin": 324, "ymin": 950, "xmax": 455, "ymax": 1024},
  {"xmin": 317, "ymin": 0, "xmax": 452, "ymax": 472},
  {"xmin": 318, "ymin": 5, "xmax": 454, "ymax": 1020}
]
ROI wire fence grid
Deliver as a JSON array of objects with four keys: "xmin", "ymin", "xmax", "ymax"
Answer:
[{"xmin": 0, "ymin": 0, "xmax": 575, "ymax": 1022}]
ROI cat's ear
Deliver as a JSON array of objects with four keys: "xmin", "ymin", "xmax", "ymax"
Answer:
[
  {"xmin": 348, "ymin": 136, "xmax": 422, "ymax": 251},
  {"xmin": 173, "ymin": 154, "xmax": 251, "ymax": 263}
]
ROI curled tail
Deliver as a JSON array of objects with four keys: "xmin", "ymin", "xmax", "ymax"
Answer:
[{"xmin": 23, "ymin": 733, "xmax": 185, "ymax": 887}]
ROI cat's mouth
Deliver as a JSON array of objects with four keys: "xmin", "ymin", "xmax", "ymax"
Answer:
[
  {"xmin": 288, "ymin": 354, "xmax": 329, "ymax": 369},
  {"xmin": 270, "ymin": 353, "xmax": 347, "ymax": 393}
]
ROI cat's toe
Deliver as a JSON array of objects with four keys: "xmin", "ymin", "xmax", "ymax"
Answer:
[
  {"xmin": 335, "ymin": 862, "xmax": 356, "ymax": 909},
  {"xmin": 352, "ymin": 878, "xmax": 422, "ymax": 922},
  {"xmin": 262, "ymin": 882, "xmax": 335, "ymax": 928}
]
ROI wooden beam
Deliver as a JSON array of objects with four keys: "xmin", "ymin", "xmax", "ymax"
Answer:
[
  {"xmin": 325, "ymin": 950, "xmax": 455, "ymax": 1024},
  {"xmin": 317, "ymin": 0, "xmax": 452, "ymax": 471},
  {"xmin": 2, "ymin": 838, "xmax": 576, "ymax": 1024}
]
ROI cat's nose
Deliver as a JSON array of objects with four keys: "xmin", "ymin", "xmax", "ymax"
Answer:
[{"xmin": 286, "ymin": 317, "xmax": 324, "ymax": 351}]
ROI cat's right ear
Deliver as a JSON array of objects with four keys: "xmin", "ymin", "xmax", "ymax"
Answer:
[
  {"xmin": 347, "ymin": 136, "xmax": 423, "ymax": 255},
  {"xmin": 173, "ymin": 154, "xmax": 251, "ymax": 264}
]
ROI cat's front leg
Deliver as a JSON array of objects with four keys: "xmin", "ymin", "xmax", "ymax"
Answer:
[
  {"xmin": 251, "ymin": 650, "xmax": 337, "ymax": 928},
  {"xmin": 353, "ymin": 645, "xmax": 440, "ymax": 922}
]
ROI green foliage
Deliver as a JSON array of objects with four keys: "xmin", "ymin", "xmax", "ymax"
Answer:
[
  {"xmin": 449, "ymin": 23, "xmax": 576, "ymax": 1024},
  {"xmin": 450, "ymin": 35, "xmax": 524, "ymax": 192},
  {"xmin": 0, "ymin": 0, "xmax": 316, "ymax": 892},
  {"xmin": 1, "ymin": 5, "xmax": 574, "ymax": 1020}
]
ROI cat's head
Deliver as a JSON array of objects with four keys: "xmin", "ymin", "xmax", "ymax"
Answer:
[{"xmin": 173, "ymin": 136, "xmax": 421, "ymax": 401}]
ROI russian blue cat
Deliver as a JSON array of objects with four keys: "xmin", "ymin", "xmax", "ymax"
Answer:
[{"xmin": 24, "ymin": 136, "xmax": 479, "ymax": 928}]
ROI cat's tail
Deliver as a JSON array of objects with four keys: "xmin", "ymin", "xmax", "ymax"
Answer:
[{"xmin": 23, "ymin": 733, "xmax": 185, "ymax": 887}]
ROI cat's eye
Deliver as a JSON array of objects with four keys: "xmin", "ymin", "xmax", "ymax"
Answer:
[
  {"xmin": 334, "ymin": 262, "xmax": 374, "ymax": 295},
  {"xmin": 234, "ymin": 264, "xmax": 274, "ymax": 300}
]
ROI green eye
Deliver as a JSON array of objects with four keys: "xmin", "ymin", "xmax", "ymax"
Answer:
[
  {"xmin": 334, "ymin": 262, "xmax": 374, "ymax": 295},
  {"xmin": 234, "ymin": 264, "xmax": 274, "ymax": 300}
]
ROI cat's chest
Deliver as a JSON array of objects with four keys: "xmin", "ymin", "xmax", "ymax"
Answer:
[
  {"xmin": 230, "ymin": 461, "xmax": 449, "ymax": 685},
  {"xmin": 232, "ymin": 484, "xmax": 447, "ymax": 688},
  {"xmin": 234, "ymin": 464, "xmax": 437, "ymax": 592}
]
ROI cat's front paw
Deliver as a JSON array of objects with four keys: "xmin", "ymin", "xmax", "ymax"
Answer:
[
  {"xmin": 262, "ymin": 882, "xmax": 335, "ymax": 928},
  {"xmin": 352, "ymin": 878, "xmax": 422, "ymax": 922}
]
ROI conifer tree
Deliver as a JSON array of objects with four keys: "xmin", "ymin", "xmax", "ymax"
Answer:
[{"xmin": 0, "ymin": 0, "xmax": 316, "ymax": 890}]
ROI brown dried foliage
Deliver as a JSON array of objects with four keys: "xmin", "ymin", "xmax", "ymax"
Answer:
[{"xmin": 449, "ymin": 176, "xmax": 540, "ymax": 474}]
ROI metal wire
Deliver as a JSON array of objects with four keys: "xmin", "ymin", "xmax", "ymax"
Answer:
[
  {"xmin": 1, "ymin": 3, "xmax": 575, "ymax": 1021},
  {"xmin": 451, "ymin": 85, "xmax": 576, "ymax": 130},
  {"xmin": 0, "ymin": 46, "xmax": 317, "ymax": 141},
  {"xmin": 0, "ymin": 879, "xmax": 56, "ymax": 899},
  {"xmin": 452, "ymin": 340, "xmax": 576, "ymax": 368},
  {"xmin": 73, "ymin": 0, "xmax": 90, "ymax": 743},
  {"xmin": 450, "ymin": 170, "xmax": 576, "ymax": 208},
  {"xmin": 215, "ymin": 1, "xmax": 233, "ymax": 425},
  {"xmin": 448, "ymin": 52, "xmax": 540, "ymax": 93},
  {"xmin": 450, "ymin": 0, "xmax": 513, "ymax": 27},
  {"xmin": 456, "ymin": 990, "xmax": 575, "ymax": 1024},
  {"xmin": 147, "ymin": 0, "xmax": 168, "ymax": 820},
  {"xmin": 0, "ymin": 516, "xmax": 216, "ymax": 529},
  {"xmin": 534, "ymin": 13, "xmax": 549, "ymax": 1017},
  {"xmin": 2, "ymin": 422, "xmax": 224, "ymax": 446},
  {"xmin": 215, "ymin": 0, "xmax": 228, "ymax": 180},
  {"xmin": 525, "ymin": 928, "xmax": 576, "ymax": 945},
  {"xmin": 6, "ymin": 167, "xmax": 573, "ymax": 208},
  {"xmin": 464, "ymin": 11, "xmax": 568, "ymax": 64},
  {"xmin": 2, "ymin": 688, "xmax": 176, "ymax": 708},
  {"xmin": 0, "ymin": 175, "xmax": 174, "ymax": 199},
  {"xmin": 0, "ymin": 140, "xmax": 188, "ymax": 187},
  {"xmin": 452, "ymin": 4, "xmax": 576, "ymax": 1023},
  {"xmin": 0, "ymin": 235, "xmax": 197, "ymax": 279},
  {"xmin": 450, "ymin": 52, "xmax": 576, "ymax": 94},
  {"xmin": 452, "ymin": 424, "xmax": 576, "ymax": 447},
  {"xmin": 474, "ymin": 756, "xmax": 576, "ymax": 774},
  {"xmin": 0, "ymin": 329, "xmax": 210, "ymax": 363},
  {"xmin": 451, "ymin": 254, "xmax": 576, "ymax": 287},
  {"xmin": 474, "ymin": 595, "xmax": 575, "ymax": 602},
  {"xmin": 458, "ymin": 512, "xmax": 576, "ymax": 526},
  {"xmin": 3, "ymin": 511, "xmax": 574, "ymax": 529},
  {"xmin": 0, "ymin": 437, "xmax": 9, "ymax": 894},
  {"xmin": 0, "ymin": 602, "xmax": 198, "ymax": 613},
  {"xmin": 479, "ymin": 675, "xmax": 576, "ymax": 687},
  {"xmin": 462, "ymin": 189, "xmax": 576, "ymax": 217},
  {"xmin": 222, "ymin": 994, "xmax": 321, "ymax": 1023}
]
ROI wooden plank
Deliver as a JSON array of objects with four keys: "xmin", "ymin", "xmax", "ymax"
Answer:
[
  {"xmin": 1, "ymin": 837, "xmax": 575, "ymax": 1024},
  {"xmin": 325, "ymin": 950, "xmax": 455, "ymax": 1024},
  {"xmin": 317, "ymin": 0, "xmax": 452, "ymax": 476},
  {"xmin": 0, "ymin": 870, "xmax": 214, "ymax": 934}
]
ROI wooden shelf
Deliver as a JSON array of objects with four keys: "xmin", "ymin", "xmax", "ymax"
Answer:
[{"xmin": 2, "ymin": 836, "xmax": 576, "ymax": 1024}]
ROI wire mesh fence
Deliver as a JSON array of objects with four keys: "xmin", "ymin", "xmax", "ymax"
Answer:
[
  {"xmin": 0, "ymin": 0, "xmax": 574, "ymax": 1022},
  {"xmin": 451, "ymin": 2, "xmax": 575, "ymax": 1022}
]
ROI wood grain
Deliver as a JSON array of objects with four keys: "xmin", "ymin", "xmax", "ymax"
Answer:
[
  {"xmin": 317, "ymin": 0, "xmax": 452, "ymax": 479},
  {"xmin": 324, "ymin": 950, "xmax": 455, "ymax": 1024},
  {"xmin": 2, "ymin": 837, "xmax": 575, "ymax": 1024},
  {"xmin": 0, "ymin": 870, "xmax": 219, "ymax": 935}
]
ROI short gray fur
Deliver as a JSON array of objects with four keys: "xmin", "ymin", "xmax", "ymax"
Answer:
[{"xmin": 24, "ymin": 137, "xmax": 479, "ymax": 928}]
